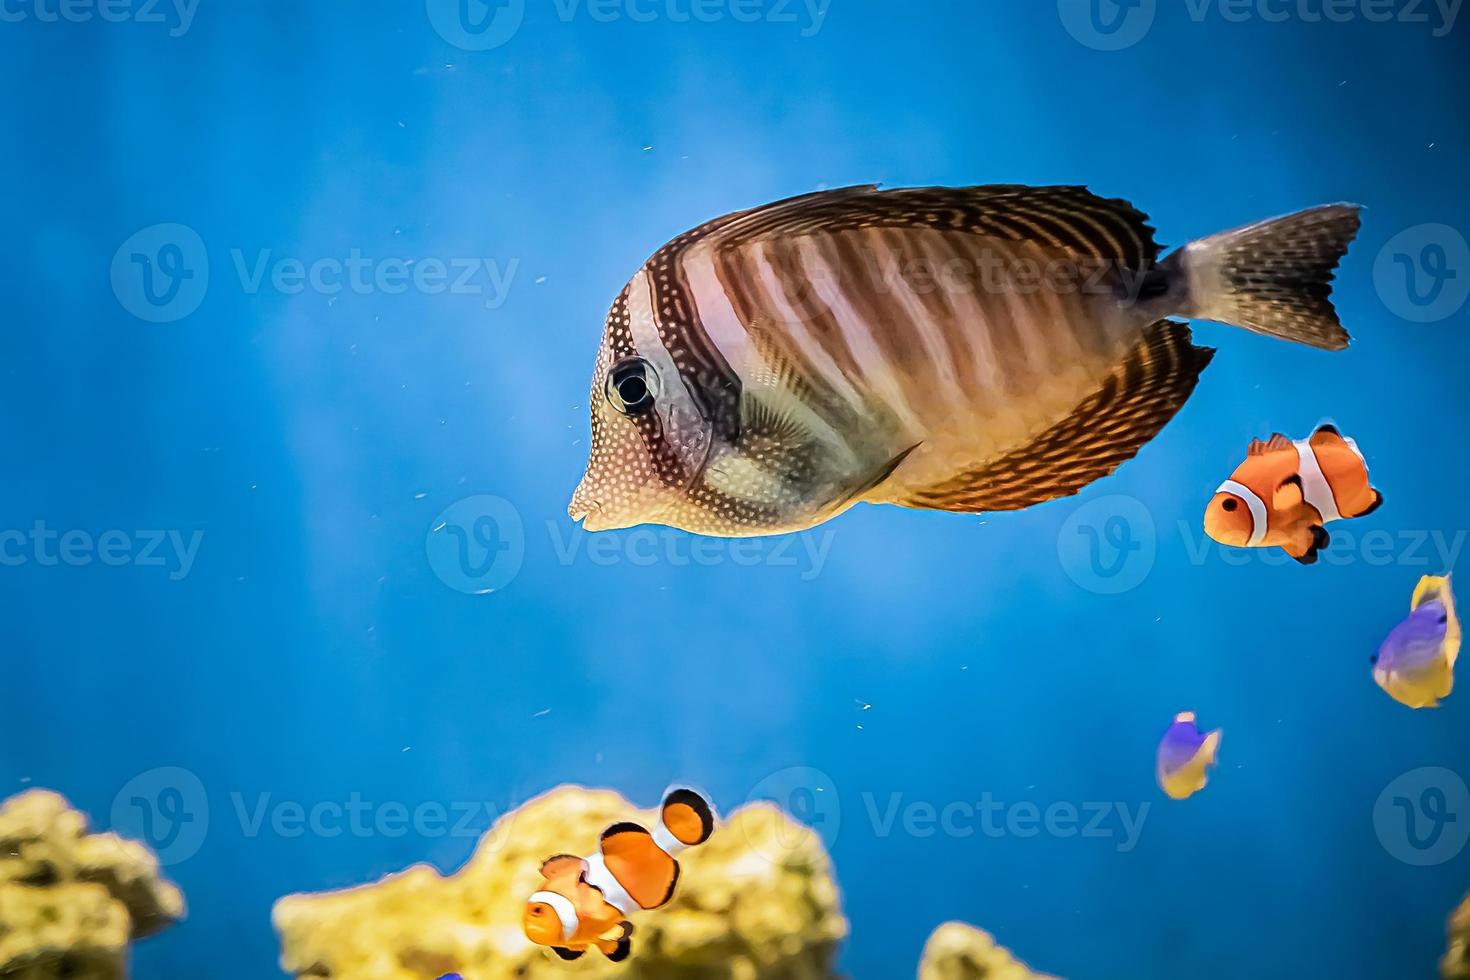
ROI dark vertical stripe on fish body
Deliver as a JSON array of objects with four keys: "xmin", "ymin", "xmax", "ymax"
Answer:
[
  {"xmin": 604, "ymin": 286, "xmax": 691, "ymax": 491},
  {"xmin": 643, "ymin": 235, "xmax": 744, "ymax": 443}
]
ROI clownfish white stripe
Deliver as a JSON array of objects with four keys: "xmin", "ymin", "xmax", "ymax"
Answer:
[
  {"xmin": 1217, "ymin": 479, "xmax": 1269, "ymax": 547},
  {"xmin": 1293, "ymin": 439, "xmax": 1343, "ymax": 523},
  {"xmin": 529, "ymin": 890, "xmax": 579, "ymax": 942},
  {"xmin": 651, "ymin": 823, "xmax": 689, "ymax": 857},
  {"xmin": 584, "ymin": 852, "xmax": 639, "ymax": 917}
]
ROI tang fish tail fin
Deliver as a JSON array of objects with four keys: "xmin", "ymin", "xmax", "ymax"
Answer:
[
  {"xmin": 1167, "ymin": 204, "xmax": 1362, "ymax": 351},
  {"xmin": 659, "ymin": 787, "xmax": 716, "ymax": 850}
]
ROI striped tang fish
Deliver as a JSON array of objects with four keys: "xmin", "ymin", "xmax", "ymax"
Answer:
[{"xmin": 568, "ymin": 185, "xmax": 1362, "ymax": 536}]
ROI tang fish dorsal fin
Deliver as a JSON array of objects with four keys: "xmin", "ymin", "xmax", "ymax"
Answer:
[
  {"xmin": 889, "ymin": 321, "xmax": 1214, "ymax": 514},
  {"xmin": 700, "ymin": 184, "xmax": 1161, "ymax": 270}
]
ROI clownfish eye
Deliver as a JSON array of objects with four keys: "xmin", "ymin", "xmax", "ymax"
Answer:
[
  {"xmin": 606, "ymin": 357, "xmax": 658, "ymax": 416},
  {"xmin": 1221, "ymin": 498, "xmax": 1239, "ymax": 513}
]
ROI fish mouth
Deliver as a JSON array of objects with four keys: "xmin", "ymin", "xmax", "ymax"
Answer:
[{"xmin": 568, "ymin": 498, "xmax": 612, "ymax": 532}]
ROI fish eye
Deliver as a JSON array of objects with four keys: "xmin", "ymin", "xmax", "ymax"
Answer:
[
  {"xmin": 1221, "ymin": 498, "xmax": 1239, "ymax": 513},
  {"xmin": 606, "ymin": 357, "xmax": 658, "ymax": 416}
]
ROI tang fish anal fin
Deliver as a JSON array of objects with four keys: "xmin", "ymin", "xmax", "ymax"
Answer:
[
  {"xmin": 600, "ymin": 823, "xmax": 679, "ymax": 911},
  {"xmin": 708, "ymin": 184, "xmax": 1161, "ymax": 270},
  {"xmin": 894, "ymin": 321, "xmax": 1214, "ymax": 514}
]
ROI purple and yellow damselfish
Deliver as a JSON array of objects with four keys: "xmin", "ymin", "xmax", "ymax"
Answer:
[
  {"xmin": 570, "ymin": 185, "xmax": 1362, "ymax": 536},
  {"xmin": 1157, "ymin": 712, "xmax": 1222, "ymax": 801}
]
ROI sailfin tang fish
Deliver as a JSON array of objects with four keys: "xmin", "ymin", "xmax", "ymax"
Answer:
[
  {"xmin": 1157, "ymin": 711, "xmax": 1222, "ymax": 801},
  {"xmin": 1373, "ymin": 575, "xmax": 1460, "ymax": 708},
  {"xmin": 570, "ymin": 184, "xmax": 1362, "ymax": 536},
  {"xmin": 1204, "ymin": 424, "xmax": 1382, "ymax": 564},
  {"xmin": 523, "ymin": 787, "xmax": 716, "ymax": 961}
]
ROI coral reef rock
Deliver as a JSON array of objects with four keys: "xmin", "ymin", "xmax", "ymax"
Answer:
[
  {"xmin": 1445, "ymin": 889, "xmax": 1470, "ymax": 978},
  {"xmin": 273, "ymin": 786, "xmax": 847, "ymax": 979},
  {"xmin": 0, "ymin": 789, "xmax": 185, "ymax": 980},
  {"xmin": 918, "ymin": 922, "xmax": 1059, "ymax": 980}
]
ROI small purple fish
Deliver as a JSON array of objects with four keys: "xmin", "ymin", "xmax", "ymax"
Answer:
[
  {"xmin": 1156, "ymin": 712, "xmax": 1221, "ymax": 800},
  {"xmin": 1373, "ymin": 575, "xmax": 1459, "ymax": 708}
]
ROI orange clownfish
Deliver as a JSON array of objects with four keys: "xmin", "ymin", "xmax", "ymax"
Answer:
[
  {"xmin": 1204, "ymin": 424, "xmax": 1382, "ymax": 565},
  {"xmin": 523, "ymin": 787, "xmax": 715, "ymax": 962}
]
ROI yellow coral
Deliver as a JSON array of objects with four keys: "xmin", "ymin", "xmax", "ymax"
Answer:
[
  {"xmin": 273, "ymin": 786, "xmax": 846, "ymax": 979},
  {"xmin": 918, "ymin": 922, "xmax": 1060, "ymax": 980},
  {"xmin": 0, "ymin": 789, "xmax": 185, "ymax": 980}
]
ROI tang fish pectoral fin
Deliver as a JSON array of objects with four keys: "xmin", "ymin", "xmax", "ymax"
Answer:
[
  {"xmin": 846, "ymin": 443, "xmax": 922, "ymax": 507},
  {"xmin": 893, "ymin": 320, "xmax": 1213, "ymax": 514}
]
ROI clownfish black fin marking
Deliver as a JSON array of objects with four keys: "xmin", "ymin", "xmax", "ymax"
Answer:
[
  {"xmin": 601, "ymin": 821, "xmax": 648, "ymax": 841},
  {"xmin": 1359, "ymin": 490, "xmax": 1385, "ymax": 518},
  {"xmin": 1291, "ymin": 524, "xmax": 1331, "ymax": 565},
  {"xmin": 551, "ymin": 946, "xmax": 585, "ymax": 961},
  {"xmin": 662, "ymin": 788, "xmax": 716, "ymax": 846},
  {"xmin": 1315, "ymin": 422, "xmax": 1342, "ymax": 436},
  {"xmin": 599, "ymin": 922, "xmax": 634, "ymax": 962},
  {"xmin": 1273, "ymin": 475, "xmax": 1305, "ymax": 511}
]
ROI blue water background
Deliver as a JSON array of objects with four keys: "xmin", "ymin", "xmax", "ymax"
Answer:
[{"xmin": 3, "ymin": 2, "xmax": 1469, "ymax": 977}]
